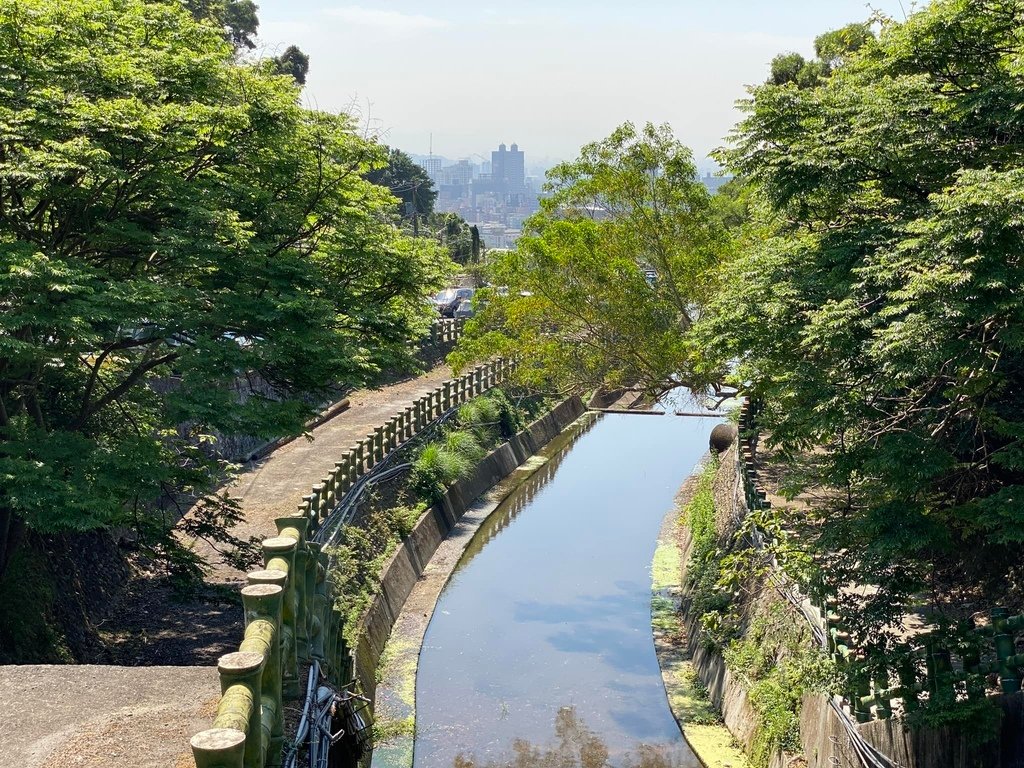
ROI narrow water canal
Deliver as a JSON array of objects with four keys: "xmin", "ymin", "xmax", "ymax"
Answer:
[{"xmin": 414, "ymin": 411, "xmax": 715, "ymax": 768}]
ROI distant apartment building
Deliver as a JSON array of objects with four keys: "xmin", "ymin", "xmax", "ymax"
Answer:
[
  {"xmin": 431, "ymin": 142, "xmax": 540, "ymax": 247},
  {"xmin": 440, "ymin": 159, "xmax": 473, "ymax": 187},
  {"xmin": 423, "ymin": 156, "xmax": 443, "ymax": 181},
  {"xmin": 490, "ymin": 142, "xmax": 525, "ymax": 194}
]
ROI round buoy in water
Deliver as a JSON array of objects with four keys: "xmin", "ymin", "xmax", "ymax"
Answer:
[{"xmin": 709, "ymin": 423, "xmax": 737, "ymax": 453}]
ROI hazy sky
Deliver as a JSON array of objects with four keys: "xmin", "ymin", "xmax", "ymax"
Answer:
[{"xmin": 255, "ymin": 1, "xmax": 910, "ymax": 169}]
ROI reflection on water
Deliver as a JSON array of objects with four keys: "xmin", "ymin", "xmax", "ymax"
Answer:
[
  {"xmin": 456, "ymin": 414, "xmax": 599, "ymax": 566},
  {"xmin": 415, "ymin": 413, "xmax": 714, "ymax": 768},
  {"xmin": 451, "ymin": 706, "xmax": 692, "ymax": 768}
]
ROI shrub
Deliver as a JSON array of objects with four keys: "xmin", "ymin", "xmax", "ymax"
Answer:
[
  {"xmin": 486, "ymin": 388, "xmax": 528, "ymax": 437},
  {"xmin": 723, "ymin": 601, "xmax": 838, "ymax": 767},
  {"xmin": 683, "ymin": 458, "xmax": 733, "ymax": 640},
  {"xmin": 411, "ymin": 443, "xmax": 474, "ymax": 501}
]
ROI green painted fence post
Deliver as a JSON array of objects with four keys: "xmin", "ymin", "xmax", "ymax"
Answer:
[
  {"xmin": 872, "ymin": 664, "xmax": 891, "ymax": 720},
  {"xmin": 262, "ymin": 537, "xmax": 300, "ymax": 699},
  {"xmin": 310, "ymin": 484, "xmax": 324, "ymax": 530},
  {"xmin": 333, "ymin": 461, "xmax": 347, "ymax": 498},
  {"xmin": 240, "ymin": 583, "xmax": 284, "ymax": 765},
  {"xmin": 924, "ymin": 640, "xmax": 954, "ymax": 708},
  {"xmin": 191, "ymin": 728, "xmax": 247, "ymax": 768},
  {"xmin": 275, "ymin": 517, "xmax": 312, "ymax": 661},
  {"xmin": 897, "ymin": 655, "xmax": 919, "ymax": 712},
  {"xmin": 993, "ymin": 607, "xmax": 1021, "ymax": 693},
  {"xmin": 327, "ymin": 469, "xmax": 338, "ymax": 509},
  {"xmin": 961, "ymin": 625, "xmax": 985, "ymax": 702},
  {"xmin": 215, "ymin": 651, "xmax": 265, "ymax": 768},
  {"xmin": 853, "ymin": 664, "xmax": 871, "ymax": 723},
  {"xmin": 307, "ymin": 542, "xmax": 327, "ymax": 662}
]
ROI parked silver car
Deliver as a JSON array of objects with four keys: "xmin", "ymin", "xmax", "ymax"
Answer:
[{"xmin": 432, "ymin": 287, "xmax": 474, "ymax": 317}]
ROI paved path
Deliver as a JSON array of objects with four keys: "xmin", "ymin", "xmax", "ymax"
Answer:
[
  {"xmin": 0, "ymin": 367, "xmax": 461, "ymax": 768},
  {"xmin": 0, "ymin": 665, "xmax": 218, "ymax": 768},
  {"xmin": 194, "ymin": 365, "xmax": 452, "ymax": 580}
]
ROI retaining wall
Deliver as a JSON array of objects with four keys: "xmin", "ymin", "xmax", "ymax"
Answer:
[{"xmin": 352, "ymin": 396, "xmax": 588, "ymax": 703}]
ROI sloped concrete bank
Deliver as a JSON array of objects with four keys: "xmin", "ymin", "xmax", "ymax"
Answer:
[{"xmin": 351, "ymin": 396, "xmax": 588, "ymax": 705}]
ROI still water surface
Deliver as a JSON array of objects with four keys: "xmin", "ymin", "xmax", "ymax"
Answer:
[{"xmin": 414, "ymin": 412, "xmax": 715, "ymax": 768}]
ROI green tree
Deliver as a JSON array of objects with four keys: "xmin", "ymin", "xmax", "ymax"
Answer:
[
  {"xmin": 274, "ymin": 44, "xmax": 310, "ymax": 85},
  {"xmin": 365, "ymin": 148, "xmax": 438, "ymax": 219},
  {"xmin": 0, "ymin": 0, "xmax": 450, "ymax": 580},
  {"xmin": 182, "ymin": 0, "xmax": 259, "ymax": 49},
  {"xmin": 452, "ymin": 122, "xmax": 732, "ymax": 398},
  {"xmin": 768, "ymin": 22, "xmax": 872, "ymax": 87},
  {"xmin": 424, "ymin": 212, "xmax": 481, "ymax": 264},
  {"xmin": 702, "ymin": 0, "xmax": 1024, "ymax": 651}
]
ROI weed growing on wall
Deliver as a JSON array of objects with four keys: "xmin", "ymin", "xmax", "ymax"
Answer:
[
  {"xmin": 681, "ymin": 457, "xmax": 737, "ymax": 647},
  {"xmin": 329, "ymin": 502, "xmax": 426, "ymax": 644},
  {"xmin": 723, "ymin": 601, "xmax": 838, "ymax": 767}
]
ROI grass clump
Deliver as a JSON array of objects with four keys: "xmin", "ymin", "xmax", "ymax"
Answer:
[
  {"xmin": 411, "ymin": 388, "xmax": 535, "ymax": 501},
  {"xmin": 411, "ymin": 442, "xmax": 474, "ymax": 501}
]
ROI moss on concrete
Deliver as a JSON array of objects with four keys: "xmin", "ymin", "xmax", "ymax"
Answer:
[
  {"xmin": 372, "ymin": 632, "xmax": 419, "ymax": 768},
  {"xmin": 652, "ymin": 507, "xmax": 749, "ymax": 768}
]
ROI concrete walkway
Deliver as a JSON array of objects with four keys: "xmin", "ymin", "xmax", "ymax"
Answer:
[
  {"xmin": 0, "ymin": 665, "xmax": 218, "ymax": 768},
  {"xmin": 195, "ymin": 364, "xmax": 452, "ymax": 581}
]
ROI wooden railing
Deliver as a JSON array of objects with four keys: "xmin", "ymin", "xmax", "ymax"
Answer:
[{"xmin": 428, "ymin": 317, "xmax": 466, "ymax": 346}]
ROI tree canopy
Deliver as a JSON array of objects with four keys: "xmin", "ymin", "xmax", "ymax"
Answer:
[
  {"xmin": 701, "ymin": 0, "xmax": 1024, "ymax": 651},
  {"xmin": 0, "ymin": 0, "xmax": 450, "ymax": 578},
  {"xmin": 424, "ymin": 213, "xmax": 481, "ymax": 265},
  {"xmin": 452, "ymin": 122, "xmax": 732, "ymax": 398},
  {"xmin": 183, "ymin": 0, "xmax": 259, "ymax": 50},
  {"xmin": 365, "ymin": 148, "xmax": 438, "ymax": 219},
  {"xmin": 769, "ymin": 22, "xmax": 872, "ymax": 87},
  {"xmin": 274, "ymin": 44, "xmax": 310, "ymax": 85}
]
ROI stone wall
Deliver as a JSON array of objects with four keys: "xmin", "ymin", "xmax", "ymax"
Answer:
[{"xmin": 352, "ymin": 396, "xmax": 587, "ymax": 703}]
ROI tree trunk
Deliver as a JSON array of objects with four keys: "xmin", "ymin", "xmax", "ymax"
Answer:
[{"xmin": 0, "ymin": 508, "xmax": 25, "ymax": 581}]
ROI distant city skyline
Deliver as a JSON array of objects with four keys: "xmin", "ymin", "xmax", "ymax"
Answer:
[{"xmin": 255, "ymin": 1, "xmax": 911, "ymax": 165}]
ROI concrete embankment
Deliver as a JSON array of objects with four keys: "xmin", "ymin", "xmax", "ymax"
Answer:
[{"xmin": 351, "ymin": 396, "xmax": 588, "ymax": 707}]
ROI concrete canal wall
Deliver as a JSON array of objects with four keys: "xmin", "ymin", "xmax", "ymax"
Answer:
[{"xmin": 352, "ymin": 396, "xmax": 587, "ymax": 704}]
